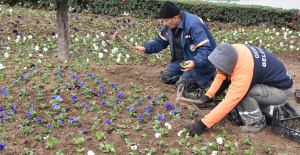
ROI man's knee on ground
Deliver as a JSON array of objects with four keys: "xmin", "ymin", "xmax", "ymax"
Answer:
[{"xmin": 158, "ymin": 71, "xmax": 180, "ymax": 84}]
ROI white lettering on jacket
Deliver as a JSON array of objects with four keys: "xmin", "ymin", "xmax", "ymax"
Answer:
[{"xmin": 249, "ymin": 46, "xmax": 266, "ymax": 67}]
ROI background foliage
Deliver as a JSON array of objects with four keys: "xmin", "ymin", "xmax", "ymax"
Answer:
[{"xmin": 2, "ymin": 0, "xmax": 299, "ymax": 30}]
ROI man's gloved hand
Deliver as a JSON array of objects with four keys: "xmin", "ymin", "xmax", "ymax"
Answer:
[
  {"xmin": 199, "ymin": 95, "xmax": 212, "ymax": 104},
  {"xmin": 188, "ymin": 120, "xmax": 207, "ymax": 136}
]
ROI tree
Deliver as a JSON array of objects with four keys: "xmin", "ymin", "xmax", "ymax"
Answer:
[
  {"xmin": 2, "ymin": 0, "xmax": 87, "ymax": 62},
  {"xmin": 57, "ymin": 0, "xmax": 70, "ymax": 61}
]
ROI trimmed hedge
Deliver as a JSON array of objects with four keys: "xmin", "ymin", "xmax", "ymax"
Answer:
[{"xmin": 4, "ymin": 0, "xmax": 300, "ymax": 30}]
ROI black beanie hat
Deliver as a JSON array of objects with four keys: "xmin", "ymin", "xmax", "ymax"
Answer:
[{"xmin": 159, "ymin": 1, "xmax": 180, "ymax": 18}]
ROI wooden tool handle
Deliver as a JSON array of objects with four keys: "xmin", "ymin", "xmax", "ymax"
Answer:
[
  {"xmin": 117, "ymin": 35, "xmax": 135, "ymax": 49},
  {"xmin": 178, "ymin": 97, "xmax": 202, "ymax": 104}
]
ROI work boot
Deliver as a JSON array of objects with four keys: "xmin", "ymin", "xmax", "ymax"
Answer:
[
  {"xmin": 279, "ymin": 101, "xmax": 300, "ymax": 118},
  {"xmin": 239, "ymin": 116, "xmax": 266, "ymax": 134}
]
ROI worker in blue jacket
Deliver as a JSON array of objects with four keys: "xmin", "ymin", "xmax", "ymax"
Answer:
[{"xmin": 135, "ymin": 1, "xmax": 217, "ymax": 95}]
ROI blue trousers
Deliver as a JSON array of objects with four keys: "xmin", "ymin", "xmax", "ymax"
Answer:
[{"xmin": 160, "ymin": 61, "xmax": 196, "ymax": 84}]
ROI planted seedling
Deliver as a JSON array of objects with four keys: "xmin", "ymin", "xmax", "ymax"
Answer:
[{"xmin": 180, "ymin": 61, "xmax": 190, "ymax": 68}]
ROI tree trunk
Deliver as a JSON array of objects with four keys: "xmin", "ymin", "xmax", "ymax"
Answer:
[{"xmin": 57, "ymin": 0, "xmax": 70, "ymax": 61}]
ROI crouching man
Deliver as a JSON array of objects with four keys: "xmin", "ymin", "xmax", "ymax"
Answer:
[{"xmin": 188, "ymin": 43, "xmax": 300, "ymax": 135}]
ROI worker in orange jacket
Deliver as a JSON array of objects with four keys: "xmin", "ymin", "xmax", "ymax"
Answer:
[{"xmin": 188, "ymin": 43, "xmax": 300, "ymax": 135}]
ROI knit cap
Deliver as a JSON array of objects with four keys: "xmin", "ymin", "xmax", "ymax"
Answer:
[
  {"xmin": 159, "ymin": 1, "xmax": 180, "ymax": 18},
  {"xmin": 208, "ymin": 43, "xmax": 238, "ymax": 75}
]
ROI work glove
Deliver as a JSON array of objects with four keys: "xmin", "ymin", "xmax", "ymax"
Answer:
[
  {"xmin": 199, "ymin": 95, "xmax": 212, "ymax": 104},
  {"xmin": 188, "ymin": 120, "xmax": 207, "ymax": 136}
]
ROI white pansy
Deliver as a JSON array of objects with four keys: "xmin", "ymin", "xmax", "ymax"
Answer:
[
  {"xmin": 23, "ymin": 36, "xmax": 27, "ymax": 41},
  {"xmin": 116, "ymin": 57, "xmax": 121, "ymax": 63},
  {"xmin": 259, "ymin": 40, "xmax": 262, "ymax": 43},
  {"xmin": 86, "ymin": 34, "xmax": 90, "ymax": 38},
  {"xmin": 35, "ymin": 45, "xmax": 39, "ymax": 51},
  {"xmin": 265, "ymin": 29, "xmax": 269, "ymax": 33},
  {"xmin": 156, "ymin": 54, "xmax": 162, "ymax": 59},
  {"xmin": 86, "ymin": 58, "xmax": 89, "ymax": 62},
  {"xmin": 280, "ymin": 42, "xmax": 283, "ymax": 46},
  {"xmin": 16, "ymin": 38, "xmax": 20, "ymax": 43},
  {"xmin": 98, "ymin": 52, "xmax": 103, "ymax": 58},
  {"xmin": 177, "ymin": 130, "xmax": 183, "ymax": 137},
  {"xmin": 29, "ymin": 53, "xmax": 32, "ymax": 57},
  {"xmin": 6, "ymin": 47, "xmax": 10, "ymax": 50},
  {"xmin": 4, "ymin": 52, "xmax": 9, "ymax": 58},
  {"xmin": 87, "ymin": 150, "xmax": 95, "ymax": 155},
  {"xmin": 0, "ymin": 64, "xmax": 4, "ymax": 70},
  {"xmin": 117, "ymin": 53, "xmax": 122, "ymax": 58},
  {"xmin": 17, "ymin": 35, "xmax": 21, "ymax": 39},
  {"xmin": 71, "ymin": 35, "xmax": 74, "ymax": 38},
  {"xmin": 155, "ymin": 133, "xmax": 161, "ymax": 138},
  {"xmin": 100, "ymin": 32, "xmax": 105, "ymax": 37},
  {"xmin": 164, "ymin": 122, "xmax": 172, "ymax": 130},
  {"xmin": 43, "ymin": 135, "xmax": 49, "ymax": 140},
  {"xmin": 216, "ymin": 137, "xmax": 223, "ymax": 145},
  {"xmin": 135, "ymin": 42, "xmax": 138, "ymax": 46},
  {"xmin": 24, "ymin": 67, "xmax": 27, "ymax": 70},
  {"xmin": 130, "ymin": 38, "xmax": 134, "ymax": 42},
  {"xmin": 28, "ymin": 35, "xmax": 33, "ymax": 39},
  {"xmin": 39, "ymin": 54, "xmax": 43, "ymax": 57},
  {"xmin": 103, "ymin": 49, "xmax": 108, "ymax": 53},
  {"xmin": 64, "ymin": 60, "xmax": 68, "ymax": 63},
  {"xmin": 123, "ymin": 11, "xmax": 129, "ymax": 16},
  {"xmin": 211, "ymin": 151, "xmax": 218, "ymax": 155},
  {"xmin": 9, "ymin": 8, "xmax": 12, "ymax": 13},
  {"xmin": 43, "ymin": 47, "xmax": 48, "ymax": 52},
  {"xmin": 282, "ymin": 27, "xmax": 285, "ymax": 31},
  {"xmin": 75, "ymin": 37, "xmax": 79, "ymax": 41},
  {"xmin": 114, "ymin": 47, "xmax": 119, "ymax": 52},
  {"xmin": 96, "ymin": 35, "xmax": 99, "ymax": 39},
  {"xmin": 290, "ymin": 45, "xmax": 294, "ymax": 49},
  {"xmin": 130, "ymin": 144, "xmax": 137, "ymax": 150},
  {"xmin": 101, "ymin": 40, "xmax": 107, "ymax": 47},
  {"xmin": 111, "ymin": 47, "xmax": 118, "ymax": 53},
  {"xmin": 94, "ymin": 45, "xmax": 98, "ymax": 51},
  {"xmin": 7, "ymin": 36, "xmax": 10, "ymax": 41},
  {"xmin": 276, "ymin": 32, "xmax": 280, "ymax": 36},
  {"xmin": 125, "ymin": 54, "xmax": 129, "ymax": 59},
  {"xmin": 38, "ymin": 59, "xmax": 42, "ymax": 63}
]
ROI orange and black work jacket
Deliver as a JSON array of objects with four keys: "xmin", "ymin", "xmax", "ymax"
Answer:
[{"xmin": 202, "ymin": 44, "xmax": 293, "ymax": 128}]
